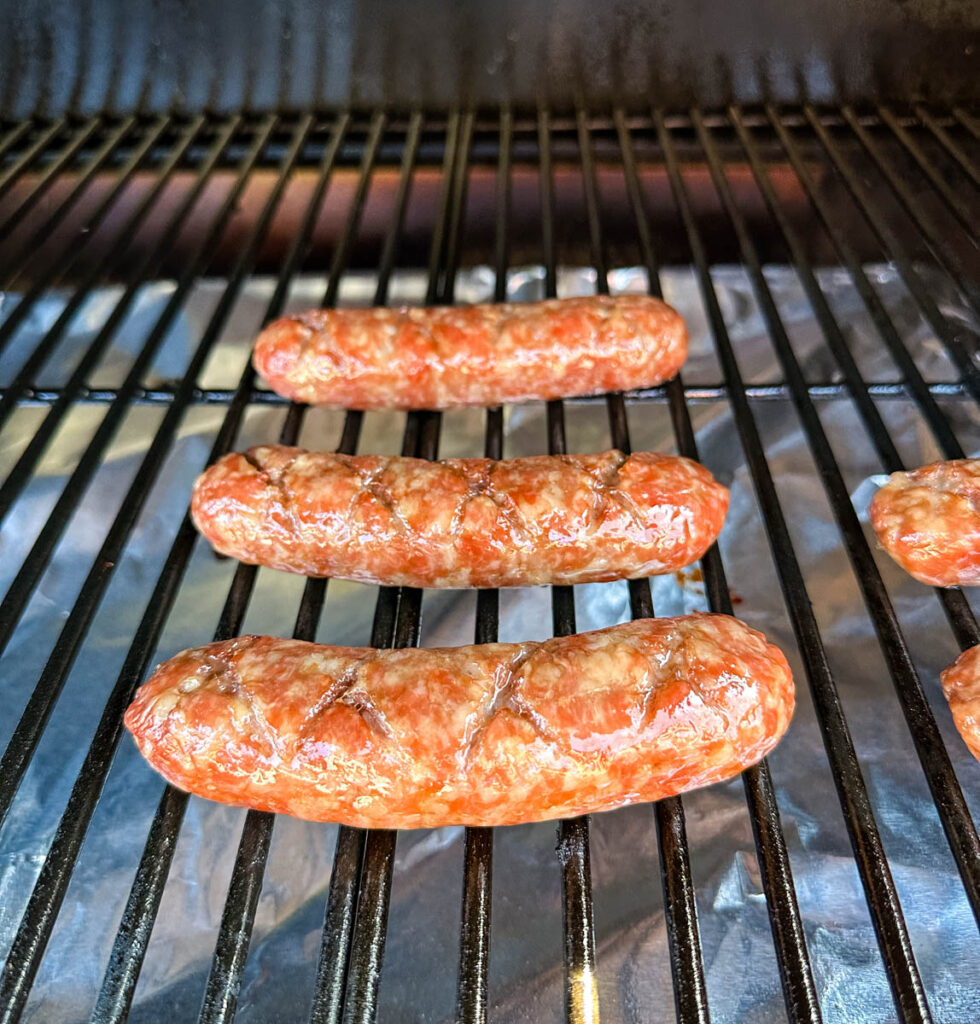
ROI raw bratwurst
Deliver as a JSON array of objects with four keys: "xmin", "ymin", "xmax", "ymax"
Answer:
[
  {"xmin": 124, "ymin": 614, "xmax": 795, "ymax": 829},
  {"xmin": 190, "ymin": 447, "xmax": 729, "ymax": 588},
  {"xmin": 869, "ymin": 458, "xmax": 980, "ymax": 587},
  {"xmin": 940, "ymin": 645, "xmax": 980, "ymax": 761},
  {"xmin": 252, "ymin": 294, "xmax": 687, "ymax": 409}
]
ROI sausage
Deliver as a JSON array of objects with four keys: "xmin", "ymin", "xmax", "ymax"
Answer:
[
  {"xmin": 191, "ymin": 446, "xmax": 729, "ymax": 588},
  {"xmin": 252, "ymin": 295, "xmax": 687, "ymax": 409},
  {"xmin": 869, "ymin": 459, "xmax": 980, "ymax": 587},
  {"xmin": 124, "ymin": 614, "xmax": 795, "ymax": 829},
  {"xmin": 940, "ymin": 645, "xmax": 980, "ymax": 761}
]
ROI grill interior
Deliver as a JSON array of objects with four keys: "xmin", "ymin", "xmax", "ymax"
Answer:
[{"xmin": 0, "ymin": 106, "xmax": 977, "ymax": 1023}]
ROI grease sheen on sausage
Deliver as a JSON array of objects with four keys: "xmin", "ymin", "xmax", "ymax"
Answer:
[
  {"xmin": 869, "ymin": 458, "xmax": 980, "ymax": 587},
  {"xmin": 191, "ymin": 446, "xmax": 729, "ymax": 588},
  {"xmin": 124, "ymin": 614, "xmax": 795, "ymax": 829},
  {"xmin": 252, "ymin": 295, "xmax": 688, "ymax": 409},
  {"xmin": 940, "ymin": 645, "xmax": 980, "ymax": 761}
]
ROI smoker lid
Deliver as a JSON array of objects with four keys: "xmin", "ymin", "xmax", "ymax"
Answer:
[{"xmin": 1, "ymin": 0, "xmax": 978, "ymax": 119}]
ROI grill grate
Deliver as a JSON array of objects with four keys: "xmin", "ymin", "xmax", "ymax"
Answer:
[{"xmin": 0, "ymin": 105, "xmax": 977, "ymax": 1024}]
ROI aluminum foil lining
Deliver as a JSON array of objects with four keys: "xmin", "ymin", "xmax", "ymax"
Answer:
[{"xmin": 0, "ymin": 264, "xmax": 978, "ymax": 1023}]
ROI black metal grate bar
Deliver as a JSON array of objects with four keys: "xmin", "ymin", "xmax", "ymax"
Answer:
[
  {"xmin": 0, "ymin": 122, "xmax": 254, "ymax": 785},
  {"xmin": 615, "ymin": 106, "xmax": 824, "ymax": 1024},
  {"xmin": 762, "ymin": 108, "xmax": 980, "ymax": 654},
  {"xmin": 722, "ymin": 108, "xmax": 980, "ymax": 916},
  {"xmin": 328, "ymin": 114, "xmax": 465, "ymax": 1024},
  {"xmin": 540, "ymin": 107, "xmax": 601, "ymax": 1024},
  {"xmin": 951, "ymin": 107, "xmax": 980, "ymax": 141},
  {"xmin": 579, "ymin": 106, "xmax": 711, "ymax": 1024},
  {"xmin": 764, "ymin": 110, "xmax": 968, "ymax": 458},
  {"xmin": 308, "ymin": 110, "xmax": 460, "ymax": 1024},
  {"xmin": 337, "ymin": 109, "xmax": 474, "ymax": 1024},
  {"xmin": 454, "ymin": 104, "xmax": 511, "ymax": 1024},
  {"xmin": 455, "ymin": 822, "xmax": 494, "ymax": 1024},
  {"xmin": 87, "ymin": 112, "xmax": 358, "ymax": 1024},
  {"xmin": 801, "ymin": 106, "xmax": 980, "ymax": 405},
  {"xmin": 877, "ymin": 106, "xmax": 979, "ymax": 239},
  {"xmin": 0, "ymin": 119, "xmax": 69, "ymax": 202},
  {"xmin": 0, "ymin": 114, "xmax": 245, "ymax": 518},
  {"xmin": 83, "ymin": 110, "xmax": 348, "ymax": 1022},
  {"xmin": 0, "ymin": 128, "xmax": 239, "ymax": 732},
  {"xmin": 0, "ymin": 112, "xmax": 317, "ymax": 1024},
  {"xmin": 0, "ymin": 115, "xmax": 274, "ymax": 838},
  {"xmin": 311, "ymin": 823, "xmax": 367, "ymax": 1024},
  {"xmin": 659, "ymin": 108, "xmax": 935, "ymax": 1023},
  {"xmin": 0, "ymin": 114, "xmax": 138, "ymax": 286},
  {"xmin": 740, "ymin": 114, "xmax": 980, "ymax": 655},
  {"xmin": 335, "ymin": 425, "xmax": 435, "ymax": 1024},
  {"xmin": 914, "ymin": 105, "xmax": 980, "ymax": 188},
  {"xmin": 0, "ymin": 116, "xmax": 206, "ymax": 370},
  {"xmin": 198, "ymin": 111, "xmax": 390, "ymax": 1024},
  {"xmin": 4, "ymin": 380, "xmax": 976, "ymax": 408},
  {"xmin": 843, "ymin": 108, "xmax": 979, "ymax": 319},
  {"xmin": 0, "ymin": 120, "xmax": 34, "ymax": 170},
  {"xmin": 92, "ymin": 112, "xmax": 368, "ymax": 1024},
  {"xmin": 0, "ymin": 116, "xmax": 102, "ymax": 235},
  {"xmin": 308, "ymin": 112, "xmax": 424, "ymax": 1024},
  {"xmin": 0, "ymin": 114, "xmax": 196, "ymax": 357},
  {"xmin": 195, "ymin": 130, "xmax": 360, "ymax": 1024}
]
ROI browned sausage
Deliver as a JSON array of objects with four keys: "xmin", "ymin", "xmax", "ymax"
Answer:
[
  {"xmin": 252, "ymin": 295, "xmax": 687, "ymax": 409},
  {"xmin": 124, "ymin": 614, "xmax": 795, "ymax": 829},
  {"xmin": 190, "ymin": 447, "xmax": 729, "ymax": 588},
  {"xmin": 940, "ymin": 645, "xmax": 980, "ymax": 761},
  {"xmin": 869, "ymin": 459, "xmax": 980, "ymax": 587}
]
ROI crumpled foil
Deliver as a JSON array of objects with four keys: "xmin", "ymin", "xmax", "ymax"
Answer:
[{"xmin": 0, "ymin": 265, "xmax": 978, "ymax": 1023}]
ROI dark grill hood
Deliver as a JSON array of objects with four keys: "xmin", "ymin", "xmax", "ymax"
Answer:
[{"xmin": 1, "ymin": 0, "xmax": 978, "ymax": 118}]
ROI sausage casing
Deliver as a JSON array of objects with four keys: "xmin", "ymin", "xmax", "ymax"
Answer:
[
  {"xmin": 124, "ymin": 614, "xmax": 795, "ymax": 829},
  {"xmin": 190, "ymin": 447, "xmax": 729, "ymax": 588},
  {"xmin": 869, "ymin": 459, "xmax": 980, "ymax": 587},
  {"xmin": 940, "ymin": 645, "xmax": 980, "ymax": 761},
  {"xmin": 252, "ymin": 295, "xmax": 687, "ymax": 409}
]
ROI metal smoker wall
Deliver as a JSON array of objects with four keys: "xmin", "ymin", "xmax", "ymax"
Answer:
[{"xmin": 1, "ymin": 0, "xmax": 979, "ymax": 119}]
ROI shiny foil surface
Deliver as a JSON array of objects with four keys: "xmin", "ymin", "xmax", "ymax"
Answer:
[{"xmin": 0, "ymin": 264, "xmax": 978, "ymax": 1023}]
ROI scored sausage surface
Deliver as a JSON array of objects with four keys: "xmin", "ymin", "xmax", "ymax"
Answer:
[
  {"xmin": 869, "ymin": 458, "xmax": 980, "ymax": 587},
  {"xmin": 124, "ymin": 614, "xmax": 795, "ymax": 829},
  {"xmin": 252, "ymin": 294, "xmax": 688, "ymax": 409},
  {"xmin": 191, "ymin": 446, "xmax": 729, "ymax": 588},
  {"xmin": 940, "ymin": 645, "xmax": 980, "ymax": 761}
]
